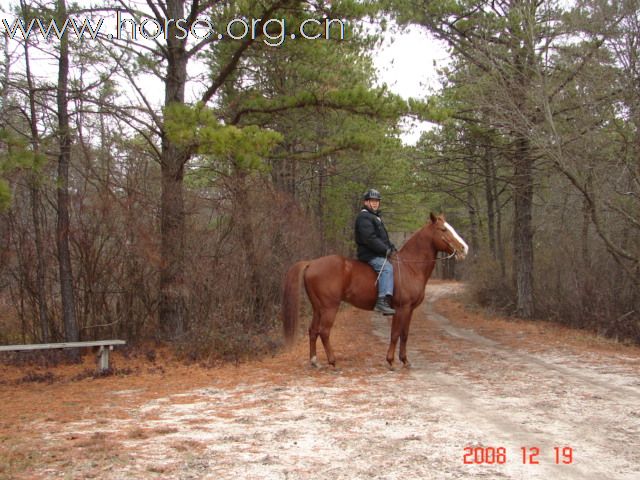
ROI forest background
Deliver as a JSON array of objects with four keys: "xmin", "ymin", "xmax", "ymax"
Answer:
[{"xmin": 0, "ymin": 0, "xmax": 638, "ymax": 362}]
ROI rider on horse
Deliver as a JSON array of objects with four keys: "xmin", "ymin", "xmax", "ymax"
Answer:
[{"xmin": 355, "ymin": 188, "xmax": 397, "ymax": 315}]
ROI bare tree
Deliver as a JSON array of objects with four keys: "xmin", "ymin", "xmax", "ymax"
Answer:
[
  {"xmin": 21, "ymin": 0, "xmax": 50, "ymax": 342},
  {"xmin": 55, "ymin": 0, "xmax": 79, "ymax": 347}
]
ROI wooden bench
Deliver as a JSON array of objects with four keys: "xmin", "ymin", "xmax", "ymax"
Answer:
[{"xmin": 0, "ymin": 340, "xmax": 126, "ymax": 372}]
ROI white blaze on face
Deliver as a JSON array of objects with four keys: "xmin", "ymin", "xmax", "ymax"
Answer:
[{"xmin": 444, "ymin": 222, "xmax": 469, "ymax": 255}]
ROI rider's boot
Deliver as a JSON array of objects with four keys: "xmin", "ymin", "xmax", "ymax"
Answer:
[{"xmin": 374, "ymin": 296, "xmax": 395, "ymax": 316}]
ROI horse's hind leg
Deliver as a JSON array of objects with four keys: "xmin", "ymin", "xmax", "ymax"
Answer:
[
  {"xmin": 318, "ymin": 307, "xmax": 339, "ymax": 367},
  {"xmin": 309, "ymin": 310, "xmax": 321, "ymax": 367}
]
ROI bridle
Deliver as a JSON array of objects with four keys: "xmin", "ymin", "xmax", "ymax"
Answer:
[
  {"xmin": 440, "ymin": 235, "xmax": 460, "ymax": 261},
  {"xmin": 438, "ymin": 225, "xmax": 461, "ymax": 261},
  {"xmin": 382, "ymin": 227, "xmax": 459, "ymax": 289},
  {"xmin": 437, "ymin": 250, "xmax": 458, "ymax": 261},
  {"xmin": 392, "ymin": 228, "xmax": 459, "ymax": 265}
]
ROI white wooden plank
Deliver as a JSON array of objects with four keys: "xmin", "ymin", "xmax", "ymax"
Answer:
[{"xmin": 0, "ymin": 340, "xmax": 126, "ymax": 352}]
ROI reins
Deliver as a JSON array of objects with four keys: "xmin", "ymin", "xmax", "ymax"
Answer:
[
  {"xmin": 385, "ymin": 251, "xmax": 456, "ymax": 290},
  {"xmin": 375, "ymin": 224, "xmax": 460, "ymax": 286},
  {"xmin": 374, "ymin": 254, "xmax": 388, "ymax": 286},
  {"xmin": 376, "ymin": 250, "xmax": 457, "ymax": 285},
  {"xmin": 393, "ymin": 250, "xmax": 457, "ymax": 265},
  {"xmin": 392, "ymin": 226, "xmax": 459, "ymax": 266}
]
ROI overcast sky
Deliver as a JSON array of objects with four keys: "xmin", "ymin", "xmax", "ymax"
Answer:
[
  {"xmin": 373, "ymin": 24, "xmax": 450, "ymax": 145},
  {"xmin": 1, "ymin": 6, "xmax": 449, "ymax": 145}
]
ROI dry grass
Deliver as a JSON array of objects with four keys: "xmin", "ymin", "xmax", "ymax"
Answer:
[{"xmin": 0, "ymin": 307, "xmax": 383, "ymax": 479}]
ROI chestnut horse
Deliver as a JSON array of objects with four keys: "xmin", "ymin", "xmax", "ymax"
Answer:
[{"xmin": 282, "ymin": 213, "xmax": 469, "ymax": 369}]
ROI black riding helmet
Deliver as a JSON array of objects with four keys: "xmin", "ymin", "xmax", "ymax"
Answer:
[{"xmin": 363, "ymin": 188, "xmax": 381, "ymax": 201}]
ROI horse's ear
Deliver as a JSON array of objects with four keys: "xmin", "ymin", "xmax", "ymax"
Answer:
[
  {"xmin": 429, "ymin": 212, "xmax": 437, "ymax": 224},
  {"xmin": 439, "ymin": 212, "xmax": 446, "ymax": 221}
]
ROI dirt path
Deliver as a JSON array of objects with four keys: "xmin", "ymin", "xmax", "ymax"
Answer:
[
  {"xmin": 2, "ymin": 282, "xmax": 639, "ymax": 479},
  {"xmin": 371, "ymin": 284, "xmax": 640, "ymax": 480}
]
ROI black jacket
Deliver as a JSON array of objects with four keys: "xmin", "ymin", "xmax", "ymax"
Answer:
[{"xmin": 355, "ymin": 207, "xmax": 394, "ymax": 262}]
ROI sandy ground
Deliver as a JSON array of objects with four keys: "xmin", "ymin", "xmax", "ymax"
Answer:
[{"xmin": 1, "ymin": 282, "xmax": 639, "ymax": 479}]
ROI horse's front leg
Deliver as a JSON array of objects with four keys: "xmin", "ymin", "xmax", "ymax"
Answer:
[
  {"xmin": 386, "ymin": 313, "xmax": 403, "ymax": 369},
  {"xmin": 398, "ymin": 308, "xmax": 414, "ymax": 368}
]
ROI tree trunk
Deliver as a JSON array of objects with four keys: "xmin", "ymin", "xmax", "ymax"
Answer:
[
  {"xmin": 271, "ymin": 143, "xmax": 297, "ymax": 196},
  {"xmin": 22, "ymin": 5, "xmax": 50, "ymax": 343},
  {"xmin": 484, "ymin": 160, "xmax": 498, "ymax": 259},
  {"xmin": 513, "ymin": 137, "xmax": 534, "ymax": 318},
  {"xmin": 465, "ymin": 156, "xmax": 479, "ymax": 254},
  {"xmin": 30, "ymin": 181, "xmax": 50, "ymax": 342},
  {"xmin": 491, "ymin": 156, "xmax": 506, "ymax": 277},
  {"xmin": 56, "ymin": 0, "xmax": 79, "ymax": 350},
  {"xmin": 580, "ymin": 168, "xmax": 594, "ymax": 267},
  {"xmin": 158, "ymin": 0, "xmax": 189, "ymax": 340},
  {"xmin": 159, "ymin": 149, "xmax": 188, "ymax": 340},
  {"xmin": 232, "ymin": 174, "xmax": 266, "ymax": 325},
  {"xmin": 317, "ymin": 155, "xmax": 326, "ymax": 253},
  {"xmin": 581, "ymin": 196, "xmax": 591, "ymax": 266},
  {"xmin": 484, "ymin": 153, "xmax": 497, "ymax": 259}
]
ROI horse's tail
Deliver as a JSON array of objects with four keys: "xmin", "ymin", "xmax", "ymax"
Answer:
[{"xmin": 282, "ymin": 260, "xmax": 310, "ymax": 345}]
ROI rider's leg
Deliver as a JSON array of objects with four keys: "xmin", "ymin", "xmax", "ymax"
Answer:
[{"xmin": 368, "ymin": 257, "xmax": 395, "ymax": 315}]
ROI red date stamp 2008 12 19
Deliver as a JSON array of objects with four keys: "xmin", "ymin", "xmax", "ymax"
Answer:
[{"xmin": 463, "ymin": 446, "xmax": 574, "ymax": 465}]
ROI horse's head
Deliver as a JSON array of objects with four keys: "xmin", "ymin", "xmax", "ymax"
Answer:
[{"xmin": 429, "ymin": 213, "xmax": 469, "ymax": 260}]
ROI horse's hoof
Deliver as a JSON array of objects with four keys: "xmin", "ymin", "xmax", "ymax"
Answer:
[
  {"xmin": 402, "ymin": 361, "xmax": 412, "ymax": 369},
  {"xmin": 310, "ymin": 356, "xmax": 319, "ymax": 368},
  {"xmin": 387, "ymin": 361, "xmax": 395, "ymax": 371}
]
